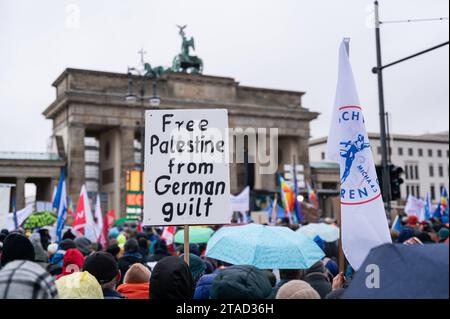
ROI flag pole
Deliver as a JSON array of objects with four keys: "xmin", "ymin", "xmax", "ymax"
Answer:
[
  {"xmin": 271, "ymin": 194, "xmax": 278, "ymax": 225},
  {"xmin": 337, "ymin": 205, "xmax": 345, "ymax": 274},
  {"xmin": 184, "ymin": 225, "xmax": 190, "ymax": 266}
]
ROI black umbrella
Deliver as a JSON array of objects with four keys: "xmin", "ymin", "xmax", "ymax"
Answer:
[{"xmin": 342, "ymin": 243, "xmax": 449, "ymax": 299}]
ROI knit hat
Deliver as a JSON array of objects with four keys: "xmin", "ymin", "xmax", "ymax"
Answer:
[
  {"xmin": 47, "ymin": 243, "xmax": 59, "ymax": 255},
  {"xmin": 83, "ymin": 251, "xmax": 119, "ymax": 284},
  {"xmin": 58, "ymin": 238, "xmax": 77, "ymax": 251},
  {"xmin": 124, "ymin": 238, "xmax": 139, "ymax": 253},
  {"xmin": 0, "ymin": 233, "xmax": 35, "ymax": 267},
  {"xmin": 58, "ymin": 248, "xmax": 85, "ymax": 279},
  {"xmin": 124, "ymin": 263, "xmax": 151, "ymax": 284},
  {"xmin": 407, "ymin": 215, "xmax": 418, "ymax": 227},
  {"xmin": 74, "ymin": 237, "xmax": 92, "ymax": 256},
  {"xmin": 276, "ymin": 280, "xmax": 320, "ymax": 299}
]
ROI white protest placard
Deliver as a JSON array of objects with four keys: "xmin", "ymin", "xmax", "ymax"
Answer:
[{"xmin": 144, "ymin": 109, "xmax": 231, "ymax": 226}]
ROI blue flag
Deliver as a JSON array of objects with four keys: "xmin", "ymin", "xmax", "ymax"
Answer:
[
  {"xmin": 424, "ymin": 192, "xmax": 432, "ymax": 220},
  {"xmin": 12, "ymin": 196, "xmax": 18, "ymax": 231},
  {"xmin": 53, "ymin": 169, "xmax": 68, "ymax": 242},
  {"xmin": 391, "ymin": 215, "xmax": 402, "ymax": 233}
]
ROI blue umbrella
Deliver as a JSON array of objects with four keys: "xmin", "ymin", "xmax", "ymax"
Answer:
[
  {"xmin": 342, "ymin": 243, "xmax": 449, "ymax": 299},
  {"xmin": 297, "ymin": 223, "xmax": 340, "ymax": 242},
  {"xmin": 205, "ymin": 224, "xmax": 324, "ymax": 269}
]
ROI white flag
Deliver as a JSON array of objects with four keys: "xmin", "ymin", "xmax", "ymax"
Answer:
[
  {"xmin": 230, "ymin": 186, "xmax": 250, "ymax": 212},
  {"xmin": 326, "ymin": 39, "xmax": 391, "ymax": 270},
  {"xmin": 404, "ymin": 195, "xmax": 425, "ymax": 221},
  {"xmin": 79, "ymin": 185, "xmax": 97, "ymax": 243},
  {"xmin": 94, "ymin": 193, "xmax": 104, "ymax": 241}
]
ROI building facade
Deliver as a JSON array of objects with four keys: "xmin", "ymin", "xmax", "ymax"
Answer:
[
  {"xmin": 309, "ymin": 131, "xmax": 450, "ymax": 203},
  {"xmin": 41, "ymin": 68, "xmax": 319, "ymax": 217}
]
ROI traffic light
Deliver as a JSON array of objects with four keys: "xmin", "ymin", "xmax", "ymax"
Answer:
[
  {"xmin": 375, "ymin": 164, "xmax": 404, "ymax": 201},
  {"xmin": 389, "ymin": 164, "xmax": 404, "ymax": 201}
]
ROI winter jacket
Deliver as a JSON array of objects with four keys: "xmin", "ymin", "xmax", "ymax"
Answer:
[
  {"xmin": 0, "ymin": 260, "xmax": 58, "ymax": 299},
  {"xmin": 102, "ymin": 288, "xmax": 127, "ymax": 299},
  {"xmin": 117, "ymin": 283, "xmax": 149, "ymax": 299},
  {"xmin": 194, "ymin": 273, "xmax": 218, "ymax": 299},
  {"xmin": 210, "ymin": 265, "xmax": 275, "ymax": 299}
]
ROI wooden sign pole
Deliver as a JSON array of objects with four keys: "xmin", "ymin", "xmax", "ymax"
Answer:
[{"xmin": 184, "ymin": 225, "xmax": 190, "ymax": 266}]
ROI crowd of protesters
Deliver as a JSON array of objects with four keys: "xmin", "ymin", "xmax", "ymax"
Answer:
[{"xmin": 0, "ymin": 213, "xmax": 447, "ymax": 299}]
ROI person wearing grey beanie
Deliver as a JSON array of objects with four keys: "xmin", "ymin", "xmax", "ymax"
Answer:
[{"xmin": 276, "ymin": 280, "xmax": 321, "ymax": 299}]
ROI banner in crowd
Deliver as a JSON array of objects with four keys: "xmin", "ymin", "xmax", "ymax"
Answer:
[
  {"xmin": 230, "ymin": 186, "xmax": 250, "ymax": 212},
  {"xmin": 6, "ymin": 205, "xmax": 33, "ymax": 231},
  {"xmin": 325, "ymin": 39, "xmax": 391, "ymax": 270},
  {"xmin": 0, "ymin": 184, "xmax": 12, "ymax": 229},
  {"xmin": 144, "ymin": 109, "xmax": 231, "ymax": 226}
]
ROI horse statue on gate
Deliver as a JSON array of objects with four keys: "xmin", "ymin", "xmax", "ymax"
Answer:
[{"xmin": 172, "ymin": 25, "xmax": 203, "ymax": 74}]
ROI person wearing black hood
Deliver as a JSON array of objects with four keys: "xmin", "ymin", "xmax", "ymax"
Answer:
[
  {"xmin": 150, "ymin": 256, "xmax": 194, "ymax": 299},
  {"xmin": 148, "ymin": 239, "xmax": 170, "ymax": 262},
  {"xmin": 137, "ymin": 237, "xmax": 150, "ymax": 261},
  {"xmin": 38, "ymin": 228, "xmax": 51, "ymax": 250},
  {"xmin": 118, "ymin": 238, "xmax": 144, "ymax": 284},
  {"xmin": 301, "ymin": 261, "xmax": 332, "ymax": 299},
  {"xmin": 0, "ymin": 233, "xmax": 35, "ymax": 268},
  {"xmin": 62, "ymin": 229, "xmax": 76, "ymax": 241}
]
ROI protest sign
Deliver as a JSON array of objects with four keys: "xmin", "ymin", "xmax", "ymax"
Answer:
[{"xmin": 143, "ymin": 109, "xmax": 231, "ymax": 226}]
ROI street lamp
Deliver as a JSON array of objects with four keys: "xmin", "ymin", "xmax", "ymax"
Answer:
[{"xmin": 125, "ymin": 52, "xmax": 167, "ymax": 220}]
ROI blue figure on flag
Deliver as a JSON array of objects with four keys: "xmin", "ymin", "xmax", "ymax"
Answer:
[{"xmin": 339, "ymin": 134, "xmax": 371, "ymax": 184}]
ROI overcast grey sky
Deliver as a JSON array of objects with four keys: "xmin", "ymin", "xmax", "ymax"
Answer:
[{"xmin": 0, "ymin": 0, "xmax": 448, "ymax": 153}]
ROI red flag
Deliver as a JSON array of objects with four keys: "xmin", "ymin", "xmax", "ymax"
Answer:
[
  {"xmin": 73, "ymin": 190, "xmax": 87, "ymax": 235},
  {"xmin": 161, "ymin": 226, "xmax": 176, "ymax": 246},
  {"xmin": 99, "ymin": 214, "xmax": 108, "ymax": 249},
  {"xmin": 100, "ymin": 210, "xmax": 115, "ymax": 249},
  {"xmin": 106, "ymin": 210, "xmax": 116, "ymax": 228}
]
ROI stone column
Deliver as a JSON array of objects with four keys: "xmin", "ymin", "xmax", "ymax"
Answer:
[
  {"xmin": 67, "ymin": 124, "xmax": 85, "ymax": 205},
  {"xmin": 120, "ymin": 126, "xmax": 136, "ymax": 216},
  {"xmin": 15, "ymin": 177, "xmax": 26, "ymax": 210}
]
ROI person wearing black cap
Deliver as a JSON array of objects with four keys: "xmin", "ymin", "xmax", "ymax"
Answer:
[
  {"xmin": 83, "ymin": 251, "xmax": 126, "ymax": 299},
  {"xmin": 0, "ymin": 233, "xmax": 35, "ymax": 268}
]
